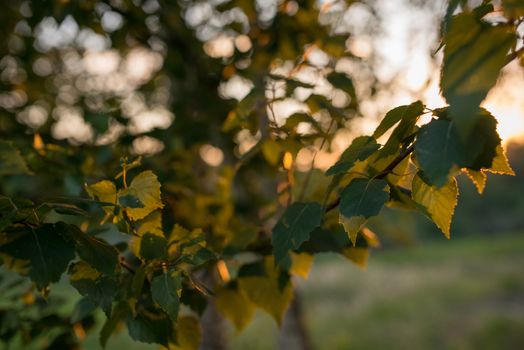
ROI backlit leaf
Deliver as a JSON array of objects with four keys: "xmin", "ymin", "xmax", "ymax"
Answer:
[
  {"xmin": 485, "ymin": 145, "xmax": 515, "ymax": 175},
  {"xmin": 412, "ymin": 173, "xmax": 458, "ymax": 239},
  {"xmin": 441, "ymin": 13, "xmax": 515, "ymax": 135},
  {"xmin": 326, "ymin": 136, "xmax": 379, "ymax": 176},
  {"xmin": 118, "ymin": 171, "xmax": 164, "ymax": 221},
  {"xmin": 373, "ymin": 101, "xmax": 424, "ymax": 139},
  {"xmin": 86, "ymin": 180, "xmax": 117, "ymax": 214},
  {"xmin": 465, "ymin": 169, "xmax": 487, "ymax": 194},
  {"xmin": 339, "ymin": 215, "xmax": 366, "ymax": 246}
]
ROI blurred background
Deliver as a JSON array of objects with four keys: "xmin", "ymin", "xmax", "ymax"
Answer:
[{"xmin": 0, "ymin": 0, "xmax": 523, "ymax": 349}]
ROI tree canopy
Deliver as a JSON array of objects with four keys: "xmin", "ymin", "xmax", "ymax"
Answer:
[{"xmin": 0, "ymin": 0, "xmax": 522, "ymax": 349}]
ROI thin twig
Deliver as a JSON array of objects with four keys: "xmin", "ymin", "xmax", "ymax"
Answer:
[{"xmin": 119, "ymin": 258, "xmax": 136, "ymax": 274}]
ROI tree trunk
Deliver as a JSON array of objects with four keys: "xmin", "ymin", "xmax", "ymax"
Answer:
[
  {"xmin": 199, "ymin": 299, "xmax": 228, "ymax": 350},
  {"xmin": 277, "ymin": 290, "xmax": 312, "ymax": 350},
  {"xmin": 198, "ymin": 269, "xmax": 227, "ymax": 350}
]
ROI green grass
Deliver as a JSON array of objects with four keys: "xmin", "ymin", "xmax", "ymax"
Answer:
[{"xmin": 230, "ymin": 234, "xmax": 524, "ymax": 350}]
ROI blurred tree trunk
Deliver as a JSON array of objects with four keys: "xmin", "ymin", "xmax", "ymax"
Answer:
[
  {"xmin": 278, "ymin": 290, "xmax": 312, "ymax": 350},
  {"xmin": 199, "ymin": 300, "xmax": 227, "ymax": 350},
  {"xmin": 198, "ymin": 269, "xmax": 227, "ymax": 350}
]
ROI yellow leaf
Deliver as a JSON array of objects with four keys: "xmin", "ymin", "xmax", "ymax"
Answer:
[
  {"xmin": 214, "ymin": 287, "xmax": 255, "ymax": 331},
  {"xmin": 412, "ymin": 175, "xmax": 458, "ymax": 239},
  {"xmin": 85, "ymin": 180, "xmax": 117, "ymax": 214},
  {"xmin": 486, "ymin": 145, "xmax": 515, "ymax": 176},
  {"xmin": 168, "ymin": 225, "xmax": 205, "ymax": 256},
  {"xmin": 339, "ymin": 215, "xmax": 366, "ymax": 246},
  {"xmin": 237, "ymin": 257, "xmax": 293, "ymax": 324},
  {"xmin": 69, "ymin": 261, "xmax": 101, "ymax": 281},
  {"xmin": 289, "ymin": 252, "xmax": 314, "ymax": 279},
  {"xmin": 130, "ymin": 211, "xmax": 164, "ymax": 257},
  {"xmin": 465, "ymin": 169, "xmax": 487, "ymax": 194},
  {"xmin": 118, "ymin": 171, "xmax": 164, "ymax": 221},
  {"xmin": 167, "ymin": 315, "xmax": 201, "ymax": 350},
  {"xmin": 343, "ymin": 247, "xmax": 370, "ymax": 268},
  {"xmin": 136, "ymin": 211, "xmax": 163, "ymax": 237}
]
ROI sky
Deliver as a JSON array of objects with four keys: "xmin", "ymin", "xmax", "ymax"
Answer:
[{"xmin": 370, "ymin": 0, "xmax": 524, "ymax": 144}]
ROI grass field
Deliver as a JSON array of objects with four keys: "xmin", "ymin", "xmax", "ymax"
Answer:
[
  {"xmin": 24, "ymin": 233, "xmax": 524, "ymax": 350},
  {"xmin": 229, "ymin": 234, "xmax": 524, "ymax": 350}
]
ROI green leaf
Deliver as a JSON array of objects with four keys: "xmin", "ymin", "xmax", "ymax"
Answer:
[
  {"xmin": 0, "ymin": 140, "xmax": 32, "ymax": 176},
  {"xmin": 282, "ymin": 113, "xmax": 323, "ymax": 134},
  {"xmin": 415, "ymin": 119, "xmax": 464, "ymax": 187},
  {"xmin": 58, "ymin": 223, "xmax": 119, "ymax": 275},
  {"xmin": 127, "ymin": 312, "xmax": 172, "ymax": 346},
  {"xmin": 139, "ymin": 233, "xmax": 168, "ymax": 260},
  {"xmin": 326, "ymin": 136, "xmax": 380, "ymax": 176},
  {"xmin": 466, "ymin": 111, "xmax": 500, "ymax": 170},
  {"xmin": 69, "ymin": 262, "xmax": 118, "ymax": 317},
  {"xmin": 326, "ymin": 72, "xmax": 357, "ymax": 100},
  {"xmin": 372, "ymin": 102, "xmax": 424, "ymax": 167},
  {"xmin": 0, "ymin": 224, "xmax": 75, "ymax": 288},
  {"xmin": 271, "ymin": 202, "xmax": 323, "ymax": 265},
  {"xmin": 415, "ymin": 113, "xmax": 500, "ymax": 187},
  {"xmin": 151, "ymin": 271, "xmax": 182, "ymax": 321},
  {"xmin": 339, "ymin": 178, "xmax": 389, "ymax": 219},
  {"xmin": 298, "ymin": 227, "xmax": 351, "ymax": 254},
  {"xmin": 214, "ymin": 286, "xmax": 255, "ymax": 331},
  {"xmin": 338, "ymin": 178, "xmax": 388, "ymax": 244},
  {"xmin": 441, "ymin": 13, "xmax": 515, "ymax": 135},
  {"xmin": 412, "ymin": 173, "xmax": 458, "ymax": 239},
  {"xmin": 118, "ymin": 171, "xmax": 164, "ymax": 221},
  {"xmin": 373, "ymin": 101, "xmax": 425, "ymax": 139}
]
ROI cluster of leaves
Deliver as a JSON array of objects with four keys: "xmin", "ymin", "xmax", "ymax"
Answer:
[{"xmin": 0, "ymin": 0, "xmax": 522, "ymax": 349}]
